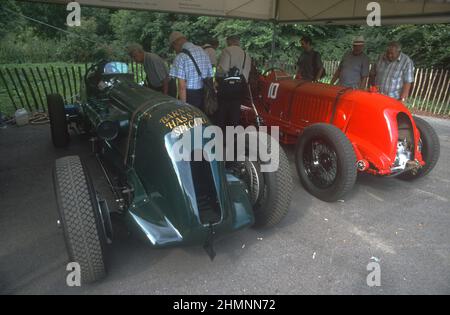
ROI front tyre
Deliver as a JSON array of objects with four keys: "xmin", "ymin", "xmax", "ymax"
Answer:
[
  {"xmin": 399, "ymin": 116, "xmax": 440, "ymax": 180},
  {"xmin": 54, "ymin": 156, "xmax": 106, "ymax": 284},
  {"xmin": 229, "ymin": 132, "xmax": 293, "ymax": 228},
  {"xmin": 295, "ymin": 124, "xmax": 357, "ymax": 202}
]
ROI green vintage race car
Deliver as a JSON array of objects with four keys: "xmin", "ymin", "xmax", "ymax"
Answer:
[{"xmin": 48, "ymin": 60, "xmax": 293, "ymax": 284}]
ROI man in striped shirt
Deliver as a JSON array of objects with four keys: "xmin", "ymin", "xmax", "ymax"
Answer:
[
  {"xmin": 371, "ymin": 42, "xmax": 415, "ymax": 102},
  {"xmin": 169, "ymin": 31, "xmax": 213, "ymax": 109}
]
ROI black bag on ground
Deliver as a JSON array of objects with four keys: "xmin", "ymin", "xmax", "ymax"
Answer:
[{"xmin": 182, "ymin": 49, "xmax": 218, "ymax": 116}]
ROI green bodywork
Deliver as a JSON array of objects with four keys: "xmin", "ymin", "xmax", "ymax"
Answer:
[{"xmin": 80, "ymin": 70, "xmax": 254, "ymax": 248}]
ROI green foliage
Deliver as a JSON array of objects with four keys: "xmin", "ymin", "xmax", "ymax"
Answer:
[
  {"xmin": 0, "ymin": 0, "xmax": 26, "ymax": 39},
  {"xmin": 0, "ymin": 29, "xmax": 58, "ymax": 64},
  {"xmin": 0, "ymin": 1, "xmax": 449, "ymax": 70},
  {"xmin": 16, "ymin": 1, "xmax": 67, "ymax": 39},
  {"xmin": 57, "ymin": 18, "xmax": 101, "ymax": 62}
]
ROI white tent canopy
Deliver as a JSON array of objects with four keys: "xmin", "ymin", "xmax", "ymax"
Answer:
[{"xmin": 26, "ymin": 0, "xmax": 450, "ymax": 24}]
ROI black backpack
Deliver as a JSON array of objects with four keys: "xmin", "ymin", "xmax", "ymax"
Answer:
[{"xmin": 218, "ymin": 51, "xmax": 247, "ymax": 97}]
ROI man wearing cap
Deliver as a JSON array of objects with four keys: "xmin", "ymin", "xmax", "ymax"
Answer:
[
  {"xmin": 370, "ymin": 41, "xmax": 415, "ymax": 102},
  {"xmin": 215, "ymin": 35, "xmax": 252, "ymax": 130},
  {"xmin": 127, "ymin": 43, "xmax": 169, "ymax": 94},
  {"xmin": 169, "ymin": 31, "xmax": 214, "ymax": 109},
  {"xmin": 331, "ymin": 36, "xmax": 370, "ymax": 89}
]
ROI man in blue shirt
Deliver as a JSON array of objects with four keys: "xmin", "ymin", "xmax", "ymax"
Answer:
[
  {"xmin": 169, "ymin": 31, "xmax": 214, "ymax": 109},
  {"xmin": 331, "ymin": 36, "xmax": 370, "ymax": 89}
]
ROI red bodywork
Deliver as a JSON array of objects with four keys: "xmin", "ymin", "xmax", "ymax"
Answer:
[{"xmin": 242, "ymin": 70, "xmax": 425, "ymax": 176}]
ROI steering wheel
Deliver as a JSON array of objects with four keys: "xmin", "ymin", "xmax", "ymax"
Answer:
[
  {"xmin": 84, "ymin": 59, "xmax": 109, "ymax": 81},
  {"xmin": 84, "ymin": 59, "xmax": 109, "ymax": 97}
]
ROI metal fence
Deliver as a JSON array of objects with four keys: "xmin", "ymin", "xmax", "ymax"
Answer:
[{"xmin": 1, "ymin": 61, "xmax": 449, "ymax": 117}]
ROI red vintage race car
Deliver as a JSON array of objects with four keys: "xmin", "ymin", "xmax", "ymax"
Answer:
[{"xmin": 241, "ymin": 68, "xmax": 440, "ymax": 202}]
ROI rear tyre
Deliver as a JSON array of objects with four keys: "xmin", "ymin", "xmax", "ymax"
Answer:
[
  {"xmin": 295, "ymin": 124, "xmax": 357, "ymax": 202},
  {"xmin": 399, "ymin": 116, "xmax": 440, "ymax": 180},
  {"xmin": 54, "ymin": 156, "xmax": 106, "ymax": 284},
  {"xmin": 228, "ymin": 132, "xmax": 293, "ymax": 228},
  {"xmin": 47, "ymin": 94, "xmax": 69, "ymax": 148}
]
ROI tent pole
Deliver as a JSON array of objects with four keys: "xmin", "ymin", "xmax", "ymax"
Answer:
[
  {"xmin": 270, "ymin": 0, "xmax": 280, "ymax": 67},
  {"xmin": 270, "ymin": 22, "xmax": 277, "ymax": 67}
]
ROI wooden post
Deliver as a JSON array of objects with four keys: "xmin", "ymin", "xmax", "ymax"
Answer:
[
  {"xmin": 439, "ymin": 70, "xmax": 450, "ymax": 114},
  {"xmin": 44, "ymin": 68, "xmax": 58, "ymax": 94},
  {"xmin": 438, "ymin": 70, "xmax": 450, "ymax": 115},
  {"xmin": 5, "ymin": 68, "xmax": 25, "ymax": 109},
  {"xmin": 51, "ymin": 66, "xmax": 60, "ymax": 95},
  {"xmin": 71, "ymin": 66, "xmax": 78, "ymax": 99},
  {"xmin": 58, "ymin": 67, "xmax": 67, "ymax": 102},
  {"xmin": 410, "ymin": 68, "xmax": 419, "ymax": 108},
  {"xmin": 21, "ymin": 68, "xmax": 40, "ymax": 111},
  {"xmin": 78, "ymin": 66, "xmax": 83, "ymax": 91},
  {"xmin": 36, "ymin": 67, "xmax": 51, "ymax": 111},
  {"xmin": 65, "ymin": 67, "xmax": 74, "ymax": 103},
  {"xmin": 444, "ymin": 90, "xmax": 450, "ymax": 116},
  {"xmin": 431, "ymin": 69, "xmax": 444, "ymax": 114},
  {"xmin": 0, "ymin": 69, "xmax": 18, "ymax": 111},
  {"xmin": 14, "ymin": 68, "xmax": 32, "ymax": 112},
  {"xmin": 29, "ymin": 68, "xmax": 45, "ymax": 111},
  {"xmin": 422, "ymin": 68, "xmax": 438, "ymax": 112},
  {"xmin": 411, "ymin": 68, "xmax": 423, "ymax": 108},
  {"xmin": 417, "ymin": 68, "xmax": 429, "ymax": 111}
]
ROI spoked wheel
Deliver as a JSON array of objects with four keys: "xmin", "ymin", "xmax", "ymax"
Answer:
[
  {"xmin": 303, "ymin": 139, "xmax": 339, "ymax": 189},
  {"xmin": 228, "ymin": 158, "xmax": 265, "ymax": 206},
  {"xmin": 227, "ymin": 132, "xmax": 293, "ymax": 228},
  {"xmin": 296, "ymin": 124, "xmax": 357, "ymax": 202}
]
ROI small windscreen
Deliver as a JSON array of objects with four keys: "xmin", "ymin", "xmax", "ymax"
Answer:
[{"xmin": 104, "ymin": 62, "xmax": 129, "ymax": 74}]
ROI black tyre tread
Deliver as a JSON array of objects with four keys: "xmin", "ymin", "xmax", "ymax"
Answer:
[
  {"xmin": 400, "ymin": 116, "xmax": 440, "ymax": 180},
  {"xmin": 54, "ymin": 156, "xmax": 106, "ymax": 284},
  {"xmin": 295, "ymin": 123, "xmax": 357, "ymax": 202},
  {"xmin": 253, "ymin": 140, "xmax": 293, "ymax": 228},
  {"xmin": 47, "ymin": 94, "xmax": 69, "ymax": 148}
]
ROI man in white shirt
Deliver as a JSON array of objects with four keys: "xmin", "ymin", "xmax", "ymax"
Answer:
[{"xmin": 215, "ymin": 36, "xmax": 252, "ymax": 129}]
